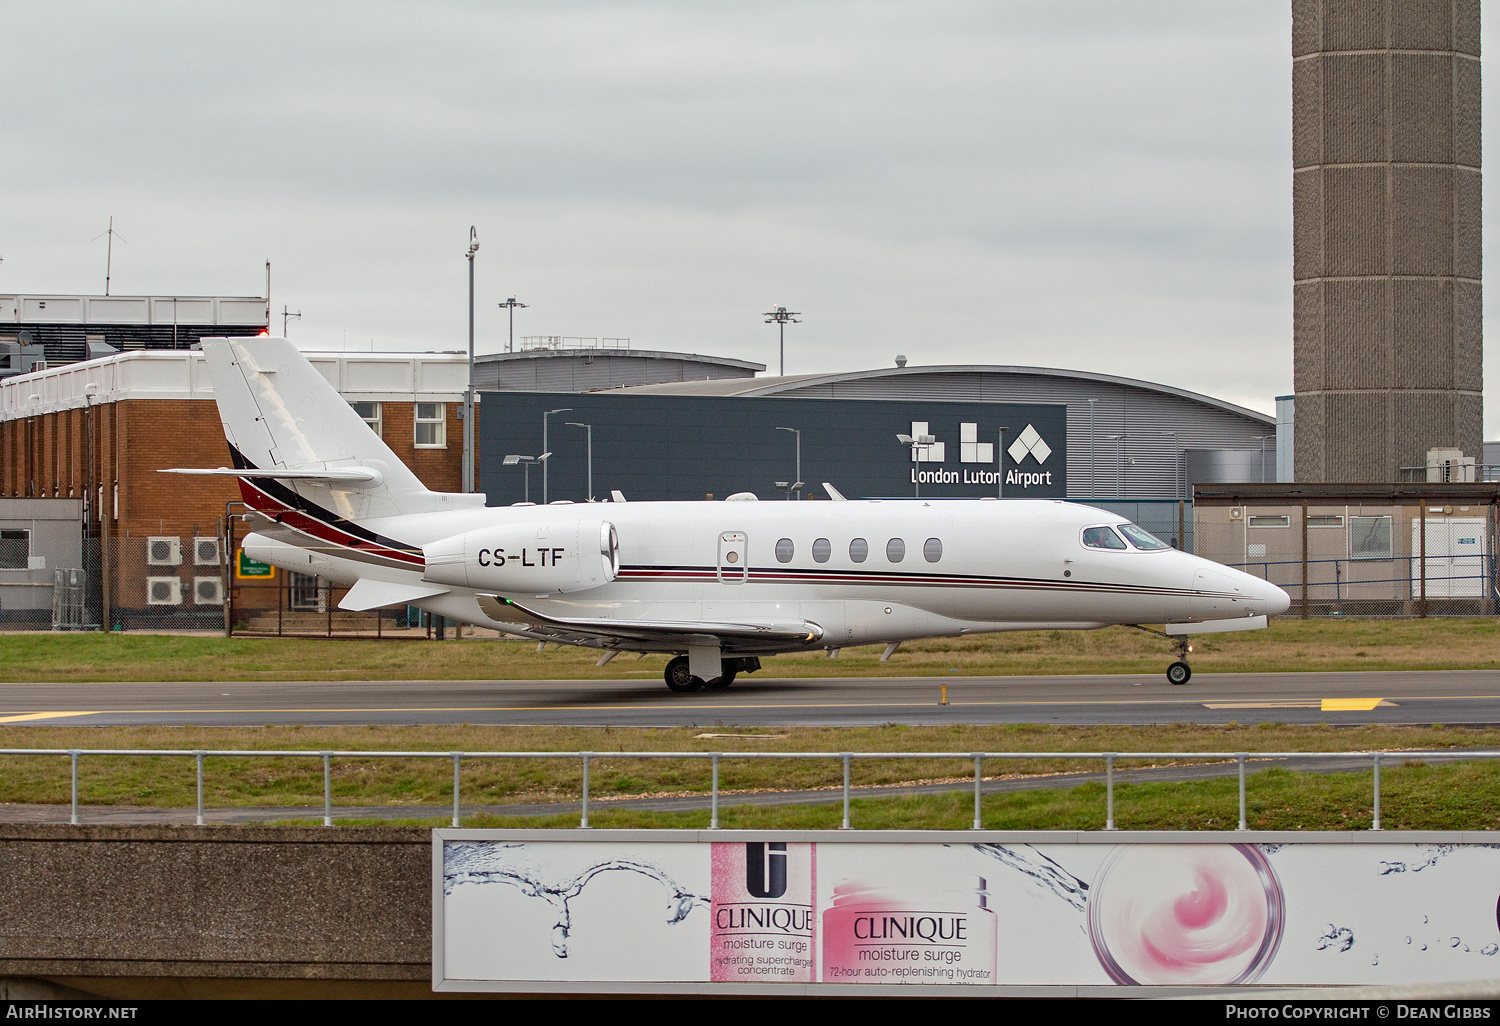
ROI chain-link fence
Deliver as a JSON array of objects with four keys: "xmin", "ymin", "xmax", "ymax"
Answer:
[{"xmin": 1194, "ymin": 500, "xmax": 1500, "ymax": 616}]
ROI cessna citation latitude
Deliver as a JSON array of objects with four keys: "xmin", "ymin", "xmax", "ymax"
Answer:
[{"xmin": 169, "ymin": 338, "xmax": 1290, "ymax": 692}]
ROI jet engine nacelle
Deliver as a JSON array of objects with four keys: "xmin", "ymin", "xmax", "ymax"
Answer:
[{"xmin": 421, "ymin": 519, "xmax": 620, "ymax": 595}]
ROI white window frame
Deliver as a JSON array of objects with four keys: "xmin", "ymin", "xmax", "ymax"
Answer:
[
  {"xmin": 350, "ymin": 401, "xmax": 383, "ymax": 438},
  {"xmin": 414, "ymin": 403, "xmax": 446, "ymax": 448}
]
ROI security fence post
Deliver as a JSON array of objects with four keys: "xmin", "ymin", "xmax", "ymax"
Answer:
[
  {"xmin": 580, "ymin": 753, "xmax": 591, "ymax": 829},
  {"xmin": 451, "ymin": 753, "xmax": 461, "ymax": 828},
  {"xmin": 196, "ymin": 752, "xmax": 205, "ymax": 826},
  {"xmin": 1372, "ymin": 753, "xmax": 1382, "ymax": 831},
  {"xmin": 710, "ymin": 754, "xmax": 720, "ymax": 830},
  {"xmin": 323, "ymin": 753, "xmax": 332, "ymax": 827},
  {"xmin": 70, "ymin": 750, "xmax": 79, "ymax": 826},
  {"xmin": 1105, "ymin": 754, "xmax": 1115, "ymax": 831},
  {"xmin": 841, "ymin": 754, "xmax": 851, "ymax": 830},
  {"xmin": 972, "ymin": 754, "xmax": 983, "ymax": 830},
  {"xmin": 1237, "ymin": 753, "xmax": 1247, "ymax": 830}
]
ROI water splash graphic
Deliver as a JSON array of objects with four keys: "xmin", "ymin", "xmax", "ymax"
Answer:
[
  {"xmin": 1378, "ymin": 844, "xmax": 1500, "ymax": 876},
  {"xmin": 1317, "ymin": 924, "xmax": 1355, "ymax": 952},
  {"xmin": 967, "ymin": 843, "xmax": 1089, "ymax": 912},
  {"xmin": 444, "ymin": 841, "xmax": 705, "ymax": 958}
]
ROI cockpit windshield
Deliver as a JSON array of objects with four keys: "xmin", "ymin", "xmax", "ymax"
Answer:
[
  {"xmin": 1118, "ymin": 523, "xmax": 1171, "ymax": 550},
  {"xmin": 1081, "ymin": 526, "xmax": 1127, "ymax": 550}
]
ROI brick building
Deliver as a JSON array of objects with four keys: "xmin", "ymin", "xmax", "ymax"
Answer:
[{"xmin": 0, "ymin": 345, "xmax": 466, "ymax": 627}]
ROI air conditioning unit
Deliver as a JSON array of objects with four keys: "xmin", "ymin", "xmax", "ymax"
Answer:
[
  {"xmin": 193, "ymin": 576, "xmax": 224, "ymax": 605},
  {"xmin": 147, "ymin": 537, "xmax": 182, "ymax": 566},
  {"xmin": 147, "ymin": 577, "xmax": 182, "ymax": 605},
  {"xmin": 193, "ymin": 537, "xmax": 221, "ymax": 566}
]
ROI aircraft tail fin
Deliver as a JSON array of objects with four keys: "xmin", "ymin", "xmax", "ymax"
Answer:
[{"xmin": 199, "ymin": 336, "xmax": 483, "ymax": 520}]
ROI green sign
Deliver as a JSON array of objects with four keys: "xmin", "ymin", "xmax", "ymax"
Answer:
[{"xmin": 236, "ymin": 549, "xmax": 275, "ymax": 579}]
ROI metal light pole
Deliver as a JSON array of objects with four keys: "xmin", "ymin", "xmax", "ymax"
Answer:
[
  {"xmin": 1253, "ymin": 435, "xmax": 1273, "ymax": 483},
  {"xmin": 762, "ymin": 306, "xmax": 801, "ymax": 376},
  {"xmin": 897, "ymin": 432, "xmax": 935, "ymax": 498},
  {"xmin": 996, "ymin": 425, "xmax": 1011, "ymax": 498},
  {"xmin": 281, "ymin": 305, "xmax": 302, "ymax": 337},
  {"xmin": 1087, "ymin": 398, "xmax": 1098, "ymax": 497},
  {"xmin": 775, "ymin": 427, "xmax": 802, "ymax": 499},
  {"xmin": 502, "ymin": 453, "xmax": 550, "ymax": 503},
  {"xmin": 463, "ymin": 227, "xmax": 480, "ymax": 494},
  {"xmin": 567, "ymin": 422, "xmax": 593, "ymax": 501},
  {"xmin": 1106, "ymin": 434, "xmax": 1129, "ymax": 496},
  {"xmin": 83, "ymin": 383, "xmax": 99, "ymax": 629},
  {"xmin": 542, "ymin": 408, "xmax": 571, "ymax": 503},
  {"xmin": 499, "ymin": 296, "xmax": 527, "ymax": 353}
]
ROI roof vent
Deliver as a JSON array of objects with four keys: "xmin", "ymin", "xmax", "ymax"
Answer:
[{"xmin": 894, "ymin": 355, "xmax": 907, "ymax": 368}]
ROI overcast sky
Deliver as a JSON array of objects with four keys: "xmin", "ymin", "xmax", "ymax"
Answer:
[{"xmin": 2, "ymin": 2, "xmax": 1495, "ymax": 434}]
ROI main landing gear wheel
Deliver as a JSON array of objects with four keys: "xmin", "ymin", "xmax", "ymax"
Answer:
[
  {"xmin": 1166, "ymin": 661, "xmax": 1192, "ymax": 685},
  {"xmin": 664, "ymin": 656, "xmax": 701, "ymax": 693},
  {"xmin": 703, "ymin": 669, "xmax": 737, "ymax": 690}
]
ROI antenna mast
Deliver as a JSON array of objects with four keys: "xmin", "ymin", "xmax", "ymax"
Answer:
[{"xmin": 92, "ymin": 217, "xmax": 127, "ymax": 296}]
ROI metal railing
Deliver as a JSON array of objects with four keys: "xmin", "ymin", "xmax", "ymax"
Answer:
[
  {"xmin": 1223, "ymin": 554, "xmax": 1498, "ymax": 603},
  {"xmin": 6, "ymin": 747, "xmax": 1492, "ymax": 831}
]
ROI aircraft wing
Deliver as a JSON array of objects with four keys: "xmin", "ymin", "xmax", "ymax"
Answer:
[{"xmin": 476, "ymin": 595, "xmax": 824, "ymax": 648}]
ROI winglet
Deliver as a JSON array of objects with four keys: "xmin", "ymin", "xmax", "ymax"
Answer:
[{"xmin": 822, "ymin": 482, "xmax": 847, "ymax": 501}]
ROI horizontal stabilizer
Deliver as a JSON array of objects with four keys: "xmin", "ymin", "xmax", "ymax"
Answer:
[
  {"xmin": 339, "ymin": 578, "xmax": 451, "ymax": 612},
  {"xmin": 161, "ymin": 466, "xmax": 385, "ymax": 486},
  {"xmin": 476, "ymin": 595, "xmax": 823, "ymax": 646},
  {"xmin": 1164, "ymin": 615, "xmax": 1268, "ymax": 636}
]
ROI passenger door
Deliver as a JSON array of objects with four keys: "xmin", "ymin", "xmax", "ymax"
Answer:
[{"xmin": 717, "ymin": 531, "xmax": 748, "ymax": 584}]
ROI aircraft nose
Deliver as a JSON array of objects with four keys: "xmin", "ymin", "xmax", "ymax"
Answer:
[{"xmin": 1263, "ymin": 579, "xmax": 1291, "ymax": 616}]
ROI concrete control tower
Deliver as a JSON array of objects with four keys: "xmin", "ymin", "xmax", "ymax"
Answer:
[{"xmin": 1292, "ymin": 0, "xmax": 1482, "ymax": 482}]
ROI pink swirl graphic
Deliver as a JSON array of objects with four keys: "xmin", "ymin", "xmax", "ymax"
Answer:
[{"xmin": 1088, "ymin": 845, "xmax": 1283, "ymax": 985}]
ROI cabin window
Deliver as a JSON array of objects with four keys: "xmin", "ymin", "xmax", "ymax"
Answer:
[
  {"xmin": 414, "ymin": 403, "xmax": 446, "ymax": 447},
  {"xmin": 350, "ymin": 401, "xmax": 382, "ymax": 438},
  {"xmin": 775, "ymin": 538, "xmax": 794, "ymax": 563},
  {"xmin": 0, "ymin": 530, "xmax": 28, "ymax": 570},
  {"xmin": 1082, "ymin": 526, "xmax": 1127, "ymax": 550},
  {"xmin": 812, "ymin": 538, "xmax": 831, "ymax": 563},
  {"xmin": 1118, "ymin": 524, "xmax": 1170, "ymax": 550},
  {"xmin": 849, "ymin": 538, "xmax": 868, "ymax": 563},
  {"xmin": 886, "ymin": 538, "xmax": 905, "ymax": 562},
  {"xmin": 923, "ymin": 538, "xmax": 942, "ymax": 562}
]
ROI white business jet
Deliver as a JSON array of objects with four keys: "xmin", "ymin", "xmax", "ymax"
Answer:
[{"xmin": 168, "ymin": 338, "xmax": 1290, "ymax": 691}]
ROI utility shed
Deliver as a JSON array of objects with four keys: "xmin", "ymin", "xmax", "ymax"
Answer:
[{"xmin": 0, "ymin": 497, "xmax": 82, "ymax": 626}]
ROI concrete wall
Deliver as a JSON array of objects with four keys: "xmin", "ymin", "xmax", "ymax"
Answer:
[
  {"xmin": 1292, "ymin": 0, "xmax": 1483, "ymax": 482},
  {"xmin": 0, "ymin": 825, "xmax": 431, "ymax": 991}
]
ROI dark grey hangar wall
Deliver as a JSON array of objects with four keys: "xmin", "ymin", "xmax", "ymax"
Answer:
[{"xmin": 478, "ymin": 393, "xmax": 1067, "ymax": 504}]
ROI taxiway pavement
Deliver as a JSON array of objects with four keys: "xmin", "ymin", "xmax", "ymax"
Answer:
[{"xmin": 0, "ymin": 668, "xmax": 1496, "ymax": 727}]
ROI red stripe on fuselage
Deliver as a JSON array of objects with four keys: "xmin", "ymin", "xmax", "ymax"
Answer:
[{"xmin": 237, "ymin": 478, "xmax": 425, "ymax": 567}]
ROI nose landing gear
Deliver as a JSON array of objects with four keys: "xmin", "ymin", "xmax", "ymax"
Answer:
[{"xmin": 1127, "ymin": 625, "xmax": 1193, "ymax": 685}]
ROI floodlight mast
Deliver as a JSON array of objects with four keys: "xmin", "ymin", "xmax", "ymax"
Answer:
[
  {"xmin": 762, "ymin": 305, "xmax": 801, "ymax": 376},
  {"xmin": 499, "ymin": 296, "xmax": 528, "ymax": 353}
]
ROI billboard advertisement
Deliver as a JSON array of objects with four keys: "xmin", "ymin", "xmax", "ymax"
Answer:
[{"xmin": 434, "ymin": 832, "xmax": 1500, "ymax": 991}]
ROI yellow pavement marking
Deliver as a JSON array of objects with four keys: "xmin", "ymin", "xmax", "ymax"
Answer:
[
  {"xmin": 1321, "ymin": 698, "xmax": 1391, "ymax": 711},
  {"xmin": 0, "ymin": 711, "xmax": 102, "ymax": 723},
  {"xmin": 0, "ymin": 694, "xmax": 1455, "ymax": 720},
  {"xmin": 1203, "ymin": 699, "xmax": 1397, "ymax": 711}
]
